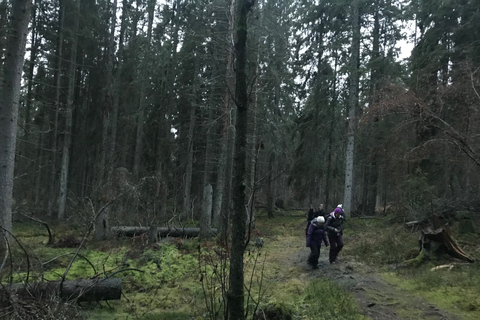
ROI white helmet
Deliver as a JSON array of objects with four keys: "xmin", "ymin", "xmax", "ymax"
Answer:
[
  {"xmin": 315, "ymin": 216, "xmax": 325, "ymax": 224},
  {"xmin": 337, "ymin": 204, "xmax": 343, "ymax": 209}
]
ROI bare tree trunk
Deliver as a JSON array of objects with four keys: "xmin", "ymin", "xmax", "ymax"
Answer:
[
  {"xmin": 325, "ymin": 50, "xmax": 338, "ymax": 210},
  {"xmin": 99, "ymin": 0, "xmax": 118, "ymax": 186},
  {"xmin": 58, "ymin": 0, "xmax": 80, "ymax": 220},
  {"xmin": 228, "ymin": 0, "xmax": 253, "ymax": 318},
  {"xmin": 183, "ymin": 102, "xmax": 196, "ymax": 218},
  {"xmin": 213, "ymin": 0, "xmax": 235, "ymax": 240},
  {"xmin": 343, "ymin": 0, "xmax": 360, "ymax": 218},
  {"xmin": 133, "ymin": 0, "xmax": 155, "ymax": 181},
  {"xmin": 0, "ymin": 0, "xmax": 31, "ymax": 237},
  {"xmin": 266, "ymin": 152, "xmax": 275, "ymax": 218},
  {"xmin": 47, "ymin": 2, "xmax": 65, "ymax": 217},
  {"xmin": 246, "ymin": 49, "xmax": 260, "ymax": 228},
  {"xmin": 199, "ymin": 183, "xmax": 213, "ymax": 238}
]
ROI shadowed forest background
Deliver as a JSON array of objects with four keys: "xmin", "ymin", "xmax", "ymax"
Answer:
[
  {"xmin": 3, "ymin": 0, "xmax": 480, "ymax": 226},
  {"xmin": 2, "ymin": 0, "xmax": 480, "ymax": 319}
]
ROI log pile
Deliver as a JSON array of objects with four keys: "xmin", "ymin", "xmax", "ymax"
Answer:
[{"xmin": 111, "ymin": 226, "xmax": 217, "ymax": 238}]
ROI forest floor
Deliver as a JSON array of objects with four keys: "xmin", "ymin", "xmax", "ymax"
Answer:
[{"xmin": 268, "ymin": 218, "xmax": 465, "ymax": 320}]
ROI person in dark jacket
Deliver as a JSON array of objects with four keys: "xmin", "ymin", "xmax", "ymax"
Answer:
[
  {"xmin": 305, "ymin": 207, "xmax": 315, "ymax": 236},
  {"xmin": 306, "ymin": 216, "xmax": 329, "ymax": 269},
  {"xmin": 314, "ymin": 203, "xmax": 326, "ymax": 218},
  {"xmin": 324, "ymin": 207, "xmax": 345, "ymax": 264}
]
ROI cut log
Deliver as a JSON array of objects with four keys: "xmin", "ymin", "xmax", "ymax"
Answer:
[
  {"xmin": 2, "ymin": 278, "xmax": 121, "ymax": 302},
  {"xmin": 419, "ymin": 215, "xmax": 475, "ymax": 263},
  {"xmin": 111, "ymin": 226, "xmax": 217, "ymax": 238}
]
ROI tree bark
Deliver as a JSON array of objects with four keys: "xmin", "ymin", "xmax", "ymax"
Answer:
[
  {"xmin": 0, "ymin": 0, "xmax": 31, "ymax": 236},
  {"xmin": 47, "ymin": 1, "xmax": 65, "ymax": 217},
  {"xmin": 133, "ymin": 0, "xmax": 155, "ymax": 181},
  {"xmin": 228, "ymin": 0, "xmax": 253, "ymax": 319},
  {"xmin": 99, "ymin": 0, "xmax": 118, "ymax": 185},
  {"xmin": 58, "ymin": 0, "xmax": 80, "ymax": 220},
  {"xmin": 213, "ymin": 0, "xmax": 235, "ymax": 242},
  {"xmin": 343, "ymin": 0, "xmax": 360, "ymax": 218},
  {"xmin": 200, "ymin": 184, "xmax": 213, "ymax": 238}
]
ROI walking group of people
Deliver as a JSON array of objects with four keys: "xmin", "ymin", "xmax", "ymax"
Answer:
[{"xmin": 305, "ymin": 204, "xmax": 345, "ymax": 269}]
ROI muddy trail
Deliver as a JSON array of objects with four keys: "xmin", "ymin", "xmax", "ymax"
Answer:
[{"xmin": 280, "ymin": 231, "xmax": 462, "ymax": 320}]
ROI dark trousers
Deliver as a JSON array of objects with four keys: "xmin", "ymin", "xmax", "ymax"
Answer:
[
  {"xmin": 327, "ymin": 233, "xmax": 344, "ymax": 263},
  {"xmin": 308, "ymin": 244, "xmax": 321, "ymax": 267}
]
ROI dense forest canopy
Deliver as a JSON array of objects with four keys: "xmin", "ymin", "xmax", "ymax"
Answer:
[{"xmin": 1, "ymin": 0, "xmax": 480, "ymax": 231}]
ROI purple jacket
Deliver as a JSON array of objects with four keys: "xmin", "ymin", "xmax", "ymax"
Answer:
[{"xmin": 306, "ymin": 222, "xmax": 329, "ymax": 247}]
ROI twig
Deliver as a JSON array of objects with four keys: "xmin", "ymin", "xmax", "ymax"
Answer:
[
  {"xmin": 60, "ymin": 197, "xmax": 117, "ymax": 290},
  {"xmin": 105, "ymin": 268, "xmax": 144, "ymax": 279},
  {"xmin": 1, "ymin": 228, "xmax": 31, "ymax": 285},
  {"xmin": 19, "ymin": 212, "xmax": 54, "ymax": 245},
  {"xmin": 42, "ymin": 252, "xmax": 97, "ymax": 275}
]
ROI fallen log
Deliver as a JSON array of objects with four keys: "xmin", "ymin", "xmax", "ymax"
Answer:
[
  {"xmin": 2, "ymin": 278, "xmax": 122, "ymax": 302},
  {"xmin": 111, "ymin": 226, "xmax": 217, "ymax": 238}
]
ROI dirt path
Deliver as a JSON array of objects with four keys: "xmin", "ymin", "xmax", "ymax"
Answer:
[{"xmin": 287, "ymin": 237, "xmax": 461, "ymax": 320}]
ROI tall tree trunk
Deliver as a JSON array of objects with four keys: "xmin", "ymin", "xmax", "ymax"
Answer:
[
  {"xmin": 0, "ymin": 0, "xmax": 31, "ymax": 237},
  {"xmin": 228, "ymin": 0, "xmax": 253, "ymax": 319},
  {"xmin": 246, "ymin": 49, "xmax": 260, "ymax": 228},
  {"xmin": 99, "ymin": 0, "xmax": 117, "ymax": 185},
  {"xmin": 213, "ymin": 0, "xmax": 235, "ymax": 241},
  {"xmin": 182, "ymin": 100, "xmax": 196, "ymax": 218},
  {"xmin": 266, "ymin": 152, "xmax": 275, "ymax": 218},
  {"xmin": 24, "ymin": 0, "xmax": 37, "ymax": 139},
  {"xmin": 58, "ymin": 0, "xmax": 81, "ymax": 220},
  {"xmin": 343, "ymin": 0, "xmax": 360, "ymax": 218},
  {"xmin": 325, "ymin": 50, "xmax": 338, "ymax": 209},
  {"xmin": 47, "ymin": 1, "xmax": 65, "ymax": 217},
  {"xmin": 133, "ymin": 0, "xmax": 155, "ymax": 181},
  {"xmin": 199, "ymin": 183, "xmax": 213, "ymax": 238}
]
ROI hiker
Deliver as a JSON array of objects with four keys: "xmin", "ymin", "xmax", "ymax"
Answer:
[
  {"xmin": 305, "ymin": 207, "xmax": 315, "ymax": 236},
  {"xmin": 306, "ymin": 216, "xmax": 329, "ymax": 269},
  {"xmin": 315, "ymin": 203, "xmax": 326, "ymax": 218},
  {"xmin": 324, "ymin": 207, "xmax": 345, "ymax": 264}
]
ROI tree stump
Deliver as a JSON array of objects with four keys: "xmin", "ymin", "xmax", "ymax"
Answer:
[{"xmin": 419, "ymin": 215, "xmax": 474, "ymax": 263}]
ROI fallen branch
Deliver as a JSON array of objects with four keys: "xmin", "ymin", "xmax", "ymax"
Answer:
[
  {"xmin": 430, "ymin": 264, "xmax": 454, "ymax": 271},
  {"xmin": 19, "ymin": 213, "xmax": 53, "ymax": 245},
  {"xmin": 1, "ymin": 278, "xmax": 122, "ymax": 302}
]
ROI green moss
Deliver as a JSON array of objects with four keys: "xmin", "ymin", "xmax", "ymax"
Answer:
[{"xmin": 383, "ymin": 271, "xmax": 480, "ymax": 320}]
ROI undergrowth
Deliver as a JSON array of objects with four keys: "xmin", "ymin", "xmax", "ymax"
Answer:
[
  {"xmin": 12, "ymin": 210, "xmax": 468, "ymax": 319},
  {"xmin": 346, "ymin": 214, "xmax": 480, "ymax": 320}
]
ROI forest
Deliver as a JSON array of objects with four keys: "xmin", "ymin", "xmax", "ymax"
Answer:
[{"xmin": 1, "ymin": 0, "xmax": 480, "ymax": 319}]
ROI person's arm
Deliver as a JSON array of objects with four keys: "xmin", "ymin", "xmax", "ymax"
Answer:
[
  {"xmin": 322, "ymin": 230, "xmax": 329, "ymax": 246},
  {"xmin": 306, "ymin": 224, "xmax": 313, "ymax": 247},
  {"xmin": 324, "ymin": 216, "xmax": 340, "ymax": 233}
]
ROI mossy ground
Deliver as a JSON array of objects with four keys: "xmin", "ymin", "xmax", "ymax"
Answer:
[{"xmin": 5, "ymin": 211, "xmax": 480, "ymax": 319}]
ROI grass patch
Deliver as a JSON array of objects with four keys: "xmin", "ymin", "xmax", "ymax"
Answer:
[
  {"xmin": 303, "ymin": 279, "xmax": 367, "ymax": 320},
  {"xmin": 383, "ymin": 270, "xmax": 480, "ymax": 320}
]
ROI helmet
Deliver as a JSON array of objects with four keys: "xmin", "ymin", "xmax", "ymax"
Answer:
[
  {"xmin": 334, "ymin": 207, "xmax": 343, "ymax": 214},
  {"xmin": 315, "ymin": 216, "xmax": 325, "ymax": 224},
  {"xmin": 337, "ymin": 204, "xmax": 343, "ymax": 208}
]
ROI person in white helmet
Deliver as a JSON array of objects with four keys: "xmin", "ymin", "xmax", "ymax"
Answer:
[{"xmin": 306, "ymin": 216, "xmax": 329, "ymax": 269}]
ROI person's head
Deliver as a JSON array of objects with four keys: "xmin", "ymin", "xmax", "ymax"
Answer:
[
  {"xmin": 319, "ymin": 204, "xmax": 324, "ymax": 210},
  {"xmin": 334, "ymin": 207, "xmax": 343, "ymax": 217},
  {"xmin": 314, "ymin": 216, "xmax": 325, "ymax": 225},
  {"xmin": 337, "ymin": 204, "xmax": 343, "ymax": 209}
]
